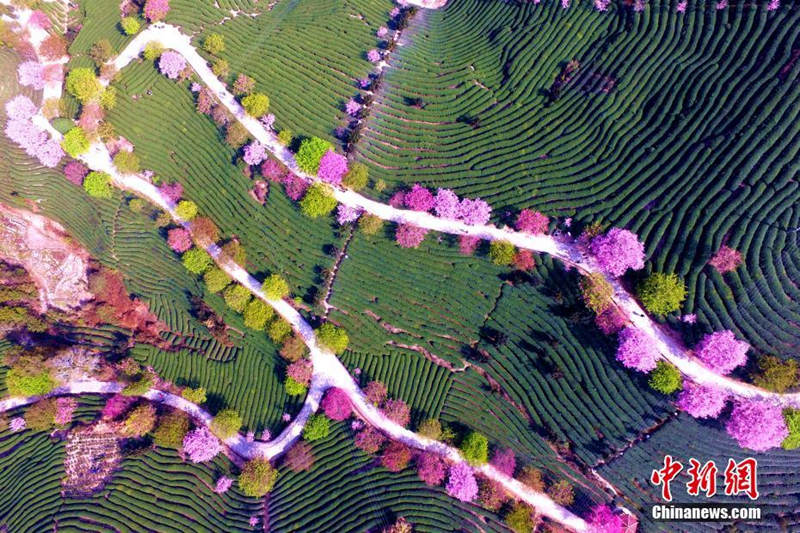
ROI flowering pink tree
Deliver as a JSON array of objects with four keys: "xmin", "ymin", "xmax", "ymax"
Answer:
[
  {"xmin": 144, "ymin": 0, "xmax": 170, "ymax": 22},
  {"xmin": 459, "ymin": 235, "xmax": 480, "ymax": 255},
  {"xmin": 676, "ymin": 382, "xmax": 728, "ymax": 419},
  {"xmin": 260, "ymin": 159, "xmax": 285, "ymax": 182},
  {"xmin": 694, "ymin": 330, "xmax": 749, "ymax": 375},
  {"xmin": 516, "ymin": 209, "xmax": 549, "ymax": 235},
  {"xmin": 389, "ymin": 190, "xmax": 406, "ymax": 208},
  {"xmin": 336, "ymin": 205, "xmax": 361, "ymax": 225},
  {"xmin": 321, "ymin": 387, "xmax": 351, "ymax": 421},
  {"xmin": 709, "ymin": 246, "xmax": 742, "ymax": 273},
  {"xmin": 513, "ymin": 250, "xmax": 535, "ymax": 271},
  {"xmin": 243, "ymin": 141, "xmax": 267, "ymax": 166},
  {"xmin": 446, "ymin": 462, "xmax": 478, "ymax": 502},
  {"xmin": 433, "ymin": 188, "xmax": 461, "ymax": 219},
  {"xmin": 158, "ymin": 51, "xmax": 186, "ymax": 79},
  {"xmin": 458, "ymin": 198, "xmax": 491, "ymax": 225},
  {"xmin": 102, "ymin": 394, "xmax": 135, "ymax": 420},
  {"xmin": 283, "ymin": 172, "xmax": 308, "ymax": 201},
  {"xmin": 215, "ymin": 475, "xmax": 233, "ymax": 493},
  {"xmin": 29, "ymin": 10, "xmax": 52, "ymax": 29},
  {"xmin": 367, "ymin": 49, "xmax": 381, "ymax": 62},
  {"xmin": 10, "ymin": 417, "xmax": 26, "ymax": 432},
  {"xmin": 354, "ymin": 426, "xmax": 385, "ymax": 454},
  {"xmin": 167, "ymin": 228, "xmax": 193, "ymax": 252},
  {"xmin": 404, "ymin": 184, "xmax": 434, "ymax": 212},
  {"xmin": 78, "ymin": 102, "xmax": 104, "ymax": 133},
  {"xmin": 726, "ymin": 399, "xmax": 788, "ymax": 451},
  {"xmin": 37, "ymin": 140, "xmax": 64, "ymax": 168},
  {"xmin": 396, "ymin": 224, "xmax": 428, "ymax": 248},
  {"xmin": 593, "ymin": 0, "xmax": 610, "ymax": 10},
  {"xmin": 287, "ymin": 359, "xmax": 312, "ymax": 386},
  {"xmin": 616, "ymin": 326, "xmax": 658, "ymax": 372},
  {"xmin": 159, "ymin": 181, "xmax": 183, "ymax": 203},
  {"xmin": 365, "ymin": 381, "xmax": 388, "ymax": 405},
  {"xmin": 595, "ymin": 307, "xmax": 627, "ymax": 334},
  {"xmin": 417, "ymin": 451, "xmax": 447, "ymax": 485},
  {"xmin": 345, "ymin": 98, "xmax": 361, "ymax": 116},
  {"xmin": 376, "ymin": 26, "xmax": 389, "ymax": 38},
  {"xmin": 381, "ymin": 441, "xmax": 412, "ymax": 472},
  {"xmin": 359, "ymin": 77, "xmax": 371, "ymax": 89},
  {"xmin": 382, "ymin": 398, "xmax": 411, "ymax": 427},
  {"xmin": 590, "ymin": 228, "xmax": 645, "ymax": 277},
  {"xmin": 55, "ymin": 397, "xmax": 77, "ymax": 425},
  {"xmin": 586, "ymin": 505, "xmax": 623, "ymax": 533},
  {"xmin": 5, "ymin": 95, "xmax": 36, "ymax": 120},
  {"xmin": 676, "ymin": 0, "xmax": 687, "ymax": 10},
  {"xmin": 182, "ymin": 426, "xmax": 222, "ymax": 462},
  {"xmin": 490, "ymin": 447, "xmax": 516, "ymax": 476},
  {"xmin": 64, "ymin": 161, "xmax": 89, "ymax": 186},
  {"xmin": 18, "ymin": 61, "xmax": 44, "ymax": 89},
  {"xmin": 5, "ymin": 116, "xmax": 64, "ymax": 168},
  {"xmin": 317, "ymin": 151, "xmax": 348, "ymax": 185}
]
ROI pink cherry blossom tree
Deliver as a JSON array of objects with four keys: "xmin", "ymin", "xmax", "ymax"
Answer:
[
  {"xmin": 417, "ymin": 451, "xmax": 447, "ymax": 485},
  {"xmin": 64, "ymin": 161, "xmax": 89, "ymax": 186},
  {"xmin": 586, "ymin": 505, "xmax": 623, "ymax": 533},
  {"xmin": 283, "ymin": 172, "xmax": 308, "ymax": 201},
  {"xmin": 382, "ymin": 398, "xmax": 411, "ymax": 427},
  {"xmin": 395, "ymin": 224, "xmax": 428, "ymax": 248},
  {"xmin": 458, "ymin": 235, "xmax": 480, "ymax": 256},
  {"xmin": 102, "ymin": 394, "xmax": 135, "ymax": 420},
  {"xmin": 18, "ymin": 61, "xmax": 44, "ymax": 89},
  {"xmin": 317, "ymin": 151, "xmax": 348, "ymax": 185},
  {"xmin": 708, "ymin": 246, "xmax": 742, "ymax": 273},
  {"xmin": 676, "ymin": 382, "xmax": 728, "ymax": 419},
  {"xmin": 243, "ymin": 141, "xmax": 267, "ymax": 166},
  {"xmin": 158, "ymin": 51, "xmax": 186, "ymax": 79},
  {"xmin": 5, "ymin": 95, "xmax": 37, "ymax": 120},
  {"xmin": 433, "ymin": 188, "xmax": 461, "ymax": 219},
  {"xmin": 55, "ymin": 397, "xmax": 77, "ymax": 425},
  {"xmin": 321, "ymin": 387, "xmax": 352, "ymax": 421},
  {"xmin": 446, "ymin": 462, "xmax": 478, "ymax": 502},
  {"xmin": 516, "ymin": 209, "xmax": 549, "ymax": 234},
  {"xmin": 354, "ymin": 426, "xmax": 385, "ymax": 454},
  {"xmin": 365, "ymin": 381, "xmax": 388, "ymax": 405},
  {"xmin": 726, "ymin": 399, "xmax": 788, "ymax": 451},
  {"xmin": 595, "ymin": 307, "xmax": 627, "ymax": 334},
  {"xmin": 389, "ymin": 190, "xmax": 406, "ymax": 208},
  {"xmin": 167, "ymin": 228, "xmax": 193, "ymax": 252},
  {"xmin": 590, "ymin": 228, "xmax": 645, "ymax": 277},
  {"xmin": 29, "ymin": 10, "xmax": 52, "ymax": 29},
  {"xmin": 367, "ymin": 49, "xmax": 381, "ymax": 62},
  {"xmin": 345, "ymin": 98, "xmax": 361, "ymax": 116},
  {"xmin": 616, "ymin": 326, "xmax": 658, "ymax": 372},
  {"xmin": 404, "ymin": 184, "xmax": 434, "ymax": 212},
  {"xmin": 144, "ymin": 0, "xmax": 170, "ymax": 22},
  {"xmin": 182, "ymin": 426, "xmax": 222, "ymax": 462},
  {"xmin": 287, "ymin": 359, "xmax": 313, "ymax": 386},
  {"xmin": 215, "ymin": 475, "xmax": 233, "ymax": 493},
  {"xmin": 458, "ymin": 198, "xmax": 491, "ymax": 225},
  {"xmin": 694, "ymin": 330, "xmax": 749, "ymax": 375},
  {"xmin": 260, "ymin": 159, "xmax": 285, "ymax": 182},
  {"xmin": 490, "ymin": 447, "xmax": 516, "ymax": 476},
  {"xmin": 159, "ymin": 181, "xmax": 183, "ymax": 203},
  {"xmin": 10, "ymin": 417, "xmax": 25, "ymax": 432},
  {"xmin": 336, "ymin": 204, "xmax": 361, "ymax": 225}
]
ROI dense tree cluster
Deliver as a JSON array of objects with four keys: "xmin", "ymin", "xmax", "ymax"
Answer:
[{"xmin": 726, "ymin": 399, "xmax": 788, "ymax": 451}]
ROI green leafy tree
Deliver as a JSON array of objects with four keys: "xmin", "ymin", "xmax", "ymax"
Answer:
[
  {"xmin": 417, "ymin": 419, "xmax": 442, "ymax": 440},
  {"xmin": 238, "ymin": 458, "xmax": 278, "ymax": 497},
  {"xmin": 83, "ymin": 171, "xmax": 113, "ymax": 198},
  {"xmin": 182, "ymin": 247, "xmax": 212, "ymax": 274},
  {"xmin": 122, "ymin": 372, "xmax": 154, "ymax": 396},
  {"xmin": 580, "ymin": 272, "xmax": 614, "ymax": 314},
  {"xmin": 62, "ymin": 127, "xmax": 90, "ymax": 157},
  {"xmin": 99, "ymin": 87, "xmax": 117, "ymax": 110},
  {"xmin": 648, "ymin": 361, "xmax": 683, "ymax": 394},
  {"xmin": 302, "ymin": 414, "xmax": 329, "ymax": 441},
  {"xmin": 6, "ymin": 367, "xmax": 56, "ymax": 396},
  {"xmin": 637, "ymin": 273, "xmax": 686, "ymax": 315},
  {"xmin": 262, "ymin": 274, "xmax": 289, "ymax": 300},
  {"xmin": 203, "ymin": 33, "xmax": 225, "ymax": 55},
  {"xmin": 181, "ymin": 387, "xmax": 207, "ymax": 405},
  {"xmin": 315, "ymin": 323, "xmax": 349, "ymax": 354},
  {"xmin": 505, "ymin": 504, "xmax": 534, "ymax": 533},
  {"xmin": 241, "ymin": 93, "xmax": 269, "ymax": 117},
  {"xmin": 175, "ymin": 200, "xmax": 198, "ymax": 221},
  {"xmin": 284, "ymin": 376, "xmax": 307, "ymax": 396},
  {"xmin": 152, "ymin": 410, "xmax": 190, "ymax": 448},
  {"xmin": 89, "ymin": 39, "xmax": 113, "ymax": 66},
  {"xmin": 223, "ymin": 283, "xmax": 251, "ymax": 313},
  {"xmin": 243, "ymin": 299, "xmax": 273, "ymax": 330},
  {"xmin": 268, "ymin": 318, "xmax": 292, "ymax": 343},
  {"xmin": 359, "ymin": 214, "xmax": 383, "ymax": 235},
  {"xmin": 783, "ymin": 409, "xmax": 800, "ymax": 450},
  {"xmin": 25, "ymin": 399, "xmax": 57, "ymax": 431},
  {"xmin": 225, "ymin": 122, "xmax": 249, "ymax": 149},
  {"xmin": 489, "ymin": 240, "xmax": 515, "ymax": 266},
  {"xmin": 753, "ymin": 355, "xmax": 799, "ymax": 393},
  {"xmin": 277, "ymin": 129, "xmax": 293, "ymax": 146},
  {"xmin": 143, "ymin": 40, "xmax": 163, "ymax": 60},
  {"xmin": 300, "ymin": 183, "xmax": 337, "ymax": 218},
  {"xmin": 113, "ymin": 150, "xmax": 140, "ymax": 174},
  {"xmin": 120, "ymin": 16, "xmax": 141, "ymax": 35},
  {"xmin": 296, "ymin": 137, "xmax": 333, "ymax": 174},
  {"xmin": 460, "ymin": 431, "xmax": 489, "ymax": 465},
  {"xmin": 211, "ymin": 58, "xmax": 229, "ymax": 78},
  {"xmin": 122, "ymin": 404, "xmax": 157, "ymax": 437},
  {"xmin": 210, "ymin": 409, "xmax": 242, "ymax": 439},
  {"xmin": 66, "ymin": 67, "xmax": 101, "ymax": 103},
  {"xmin": 342, "ymin": 162, "xmax": 368, "ymax": 190},
  {"xmin": 203, "ymin": 267, "xmax": 231, "ymax": 293}
]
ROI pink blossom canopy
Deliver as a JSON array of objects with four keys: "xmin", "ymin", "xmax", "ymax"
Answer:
[
  {"xmin": 317, "ymin": 150, "xmax": 348, "ymax": 185},
  {"xmin": 616, "ymin": 326, "xmax": 658, "ymax": 372},
  {"xmin": 283, "ymin": 172, "xmax": 308, "ymax": 201},
  {"xmin": 694, "ymin": 330, "xmax": 749, "ymax": 375},
  {"xmin": 167, "ymin": 228, "xmax": 193, "ymax": 252},
  {"xmin": 243, "ymin": 141, "xmax": 267, "ymax": 166},
  {"xmin": 345, "ymin": 98, "xmax": 362, "ymax": 116},
  {"xmin": 376, "ymin": 26, "xmax": 389, "ymax": 38},
  {"xmin": 458, "ymin": 235, "xmax": 480, "ymax": 255},
  {"xmin": 382, "ymin": 398, "xmax": 411, "ymax": 427},
  {"xmin": 389, "ymin": 190, "xmax": 405, "ymax": 208},
  {"xmin": 64, "ymin": 161, "xmax": 89, "ymax": 186},
  {"xmin": 5, "ymin": 117, "xmax": 64, "ymax": 167},
  {"xmin": 215, "ymin": 475, "xmax": 233, "ymax": 493},
  {"xmin": 159, "ymin": 181, "xmax": 183, "ymax": 203},
  {"xmin": 29, "ymin": 10, "xmax": 52, "ymax": 29},
  {"xmin": 725, "ymin": 400, "xmax": 788, "ymax": 451},
  {"xmin": 404, "ymin": 184, "xmax": 434, "ymax": 212},
  {"xmin": 287, "ymin": 359, "xmax": 313, "ymax": 386},
  {"xmin": 595, "ymin": 307, "xmax": 626, "ymax": 335},
  {"xmin": 446, "ymin": 462, "xmax": 478, "ymax": 502},
  {"xmin": 102, "ymin": 394, "xmax": 135, "ymax": 420},
  {"xmin": 395, "ymin": 224, "xmax": 428, "ymax": 248},
  {"xmin": 587, "ymin": 505, "xmax": 624, "ymax": 533},
  {"xmin": 458, "ymin": 197, "xmax": 491, "ymax": 225},
  {"xmin": 516, "ymin": 209, "xmax": 549, "ymax": 235},
  {"xmin": 433, "ymin": 188, "xmax": 461, "ymax": 219},
  {"xmin": 9, "ymin": 417, "xmax": 25, "ymax": 432},
  {"xmin": 144, "ymin": 0, "xmax": 170, "ymax": 21},
  {"xmin": 490, "ymin": 447, "xmax": 516, "ymax": 476},
  {"xmin": 158, "ymin": 51, "xmax": 186, "ymax": 79},
  {"xmin": 367, "ymin": 49, "xmax": 381, "ymax": 62},
  {"xmin": 321, "ymin": 387, "xmax": 352, "ymax": 421},
  {"xmin": 336, "ymin": 204, "xmax": 361, "ymax": 225},
  {"xmin": 55, "ymin": 397, "xmax": 77, "ymax": 425},
  {"xmin": 417, "ymin": 451, "xmax": 447, "ymax": 486},
  {"xmin": 18, "ymin": 61, "xmax": 45, "ymax": 90},
  {"xmin": 676, "ymin": 382, "xmax": 728, "ymax": 419},
  {"xmin": 5, "ymin": 95, "xmax": 37, "ymax": 120},
  {"xmin": 590, "ymin": 228, "xmax": 645, "ymax": 277},
  {"xmin": 182, "ymin": 426, "xmax": 222, "ymax": 462}
]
